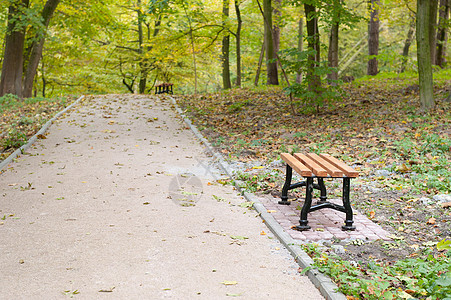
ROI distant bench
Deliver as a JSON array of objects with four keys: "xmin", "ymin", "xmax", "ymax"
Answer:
[
  {"xmin": 279, "ymin": 153, "xmax": 359, "ymax": 231},
  {"xmin": 155, "ymin": 83, "xmax": 173, "ymax": 95}
]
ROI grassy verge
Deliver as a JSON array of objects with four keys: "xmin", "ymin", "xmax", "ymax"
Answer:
[{"xmin": 0, "ymin": 94, "xmax": 75, "ymax": 161}]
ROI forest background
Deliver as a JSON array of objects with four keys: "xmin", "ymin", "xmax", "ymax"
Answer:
[{"xmin": 0, "ymin": 0, "xmax": 449, "ymax": 104}]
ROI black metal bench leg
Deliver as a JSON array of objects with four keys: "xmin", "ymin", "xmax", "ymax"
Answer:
[
  {"xmin": 341, "ymin": 177, "xmax": 356, "ymax": 231},
  {"xmin": 317, "ymin": 178, "xmax": 327, "ymax": 202},
  {"xmin": 279, "ymin": 164, "xmax": 292, "ymax": 205},
  {"xmin": 296, "ymin": 177, "xmax": 313, "ymax": 231}
]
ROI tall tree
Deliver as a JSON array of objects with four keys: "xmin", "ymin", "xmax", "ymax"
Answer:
[
  {"xmin": 435, "ymin": 0, "xmax": 450, "ymax": 67},
  {"xmin": 400, "ymin": 14, "xmax": 416, "ymax": 74},
  {"xmin": 367, "ymin": 0, "xmax": 380, "ymax": 76},
  {"xmin": 273, "ymin": 0, "xmax": 282, "ymax": 66},
  {"xmin": 429, "ymin": 0, "xmax": 439, "ymax": 64},
  {"xmin": 296, "ymin": 13, "xmax": 304, "ymax": 84},
  {"xmin": 222, "ymin": 0, "xmax": 232, "ymax": 89},
  {"xmin": 263, "ymin": 0, "xmax": 279, "ymax": 85},
  {"xmin": 304, "ymin": 3, "xmax": 321, "ymax": 93},
  {"xmin": 417, "ymin": 0, "xmax": 435, "ymax": 109},
  {"xmin": 22, "ymin": 0, "xmax": 60, "ymax": 98},
  {"xmin": 327, "ymin": 0, "xmax": 341, "ymax": 83},
  {"xmin": 234, "ymin": 0, "xmax": 242, "ymax": 87},
  {"xmin": 0, "ymin": 0, "xmax": 30, "ymax": 97}
]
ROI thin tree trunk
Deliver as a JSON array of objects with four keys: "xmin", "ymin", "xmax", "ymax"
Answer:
[
  {"xmin": 417, "ymin": 0, "xmax": 435, "ymax": 110},
  {"xmin": 263, "ymin": 0, "xmax": 278, "ymax": 85},
  {"xmin": 234, "ymin": 0, "xmax": 242, "ymax": 87},
  {"xmin": 183, "ymin": 6, "xmax": 198, "ymax": 93},
  {"xmin": 296, "ymin": 14, "xmax": 304, "ymax": 84},
  {"xmin": 327, "ymin": 23, "xmax": 339, "ymax": 83},
  {"xmin": 304, "ymin": 3, "xmax": 321, "ymax": 92},
  {"xmin": 400, "ymin": 16, "xmax": 416, "ymax": 73},
  {"xmin": 137, "ymin": 0, "xmax": 147, "ymax": 93},
  {"xmin": 273, "ymin": 0, "xmax": 282, "ymax": 67},
  {"xmin": 41, "ymin": 57, "xmax": 46, "ymax": 97},
  {"xmin": 22, "ymin": 0, "xmax": 60, "ymax": 98},
  {"xmin": 222, "ymin": 0, "xmax": 231, "ymax": 89},
  {"xmin": 327, "ymin": 0, "xmax": 340, "ymax": 83},
  {"xmin": 0, "ymin": 0, "xmax": 30, "ymax": 97},
  {"xmin": 367, "ymin": 0, "xmax": 380, "ymax": 76},
  {"xmin": 254, "ymin": 40, "xmax": 265, "ymax": 86},
  {"xmin": 429, "ymin": 0, "xmax": 439, "ymax": 64},
  {"xmin": 435, "ymin": 0, "xmax": 449, "ymax": 67}
]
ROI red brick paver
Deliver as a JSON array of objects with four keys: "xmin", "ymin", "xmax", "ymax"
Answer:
[{"xmin": 260, "ymin": 195, "xmax": 392, "ymax": 242}]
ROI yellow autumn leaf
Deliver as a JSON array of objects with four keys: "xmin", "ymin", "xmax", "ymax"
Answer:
[{"xmin": 221, "ymin": 281, "xmax": 238, "ymax": 286}]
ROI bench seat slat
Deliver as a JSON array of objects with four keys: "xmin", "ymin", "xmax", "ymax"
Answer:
[
  {"xmin": 293, "ymin": 153, "xmax": 328, "ymax": 177},
  {"xmin": 319, "ymin": 153, "xmax": 359, "ymax": 177},
  {"xmin": 281, "ymin": 153, "xmax": 312, "ymax": 177},
  {"xmin": 306, "ymin": 153, "xmax": 344, "ymax": 177}
]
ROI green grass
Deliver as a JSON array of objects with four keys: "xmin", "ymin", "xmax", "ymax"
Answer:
[{"xmin": 302, "ymin": 243, "xmax": 451, "ymax": 300}]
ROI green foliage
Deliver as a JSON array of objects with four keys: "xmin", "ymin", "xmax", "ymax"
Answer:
[
  {"xmin": 303, "ymin": 244, "xmax": 451, "ymax": 300},
  {"xmin": 235, "ymin": 170, "xmax": 279, "ymax": 193},
  {"xmin": 2, "ymin": 129, "xmax": 27, "ymax": 150},
  {"xmin": 278, "ymin": 48, "xmax": 343, "ymax": 111},
  {"xmin": 391, "ymin": 133, "xmax": 451, "ymax": 193},
  {"xmin": 0, "ymin": 94, "xmax": 20, "ymax": 113}
]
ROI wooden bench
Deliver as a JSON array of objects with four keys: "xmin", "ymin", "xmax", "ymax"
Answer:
[
  {"xmin": 155, "ymin": 83, "xmax": 173, "ymax": 95},
  {"xmin": 279, "ymin": 153, "xmax": 359, "ymax": 231}
]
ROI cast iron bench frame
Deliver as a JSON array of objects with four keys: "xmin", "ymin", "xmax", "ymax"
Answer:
[
  {"xmin": 155, "ymin": 83, "xmax": 173, "ymax": 95},
  {"xmin": 279, "ymin": 153, "xmax": 359, "ymax": 231}
]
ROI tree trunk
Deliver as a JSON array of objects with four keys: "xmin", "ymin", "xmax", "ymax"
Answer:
[
  {"xmin": 263, "ymin": 0, "xmax": 278, "ymax": 85},
  {"xmin": 296, "ymin": 14, "xmax": 304, "ymax": 84},
  {"xmin": 0, "ymin": 0, "xmax": 30, "ymax": 98},
  {"xmin": 435, "ymin": 0, "xmax": 449, "ymax": 67},
  {"xmin": 22, "ymin": 0, "xmax": 60, "ymax": 98},
  {"xmin": 327, "ymin": 1, "xmax": 340, "ymax": 84},
  {"xmin": 400, "ymin": 15, "xmax": 416, "ymax": 73},
  {"xmin": 367, "ymin": 0, "xmax": 380, "ymax": 76},
  {"xmin": 417, "ymin": 0, "xmax": 435, "ymax": 110},
  {"xmin": 304, "ymin": 3, "xmax": 321, "ymax": 92},
  {"xmin": 137, "ymin": 0, "xmax": 147, "ymax": 94},
  {"xmin": 234, "ymin": 0, "xmax": 242, "ymax": 87},
  {"xmin": 222, "ymin": 0, "xmax": 231, "ymax": 89},
  {"xmin": 429, "ymin": 0, "xmax": 439, "ymax": 64},
  {"xmin": 254, "ymin": 40, "xmax": 265, "ymax": 86},
  {"xmin": 327, "ymin": 23, "xmax": 339, "ymax": 83},
  {"xmin": 273, "ymin": 0, "xmax": 282, "ymax": 67}
]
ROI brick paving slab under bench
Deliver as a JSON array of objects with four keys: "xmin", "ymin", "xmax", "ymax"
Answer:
[{"xmin": 260, "ymin": 195, "xmax": 392, "ymax": 242}]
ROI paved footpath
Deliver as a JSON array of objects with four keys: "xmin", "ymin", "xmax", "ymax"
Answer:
[{"xmin": 0, "ymin": 95, "xmax": 324, "ymax": 299}]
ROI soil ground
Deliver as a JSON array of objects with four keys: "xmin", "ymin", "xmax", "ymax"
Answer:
[{"xmin": 175, "ymin": 82, "xmax": 451, "ymax": 267}]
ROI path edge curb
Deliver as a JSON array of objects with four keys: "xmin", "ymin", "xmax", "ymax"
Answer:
[
  {"xmin": 169, "ymin": 95, "xmax": 346, "ymax": 300},
  {"xmin": 0, "ymin": 95, "xmax": 85, "ymax": 172}
]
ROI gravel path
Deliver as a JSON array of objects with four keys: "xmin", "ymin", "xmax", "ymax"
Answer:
[{"xmin": 0, "ymin": 95, "xmax": 324, "ymax": 299}]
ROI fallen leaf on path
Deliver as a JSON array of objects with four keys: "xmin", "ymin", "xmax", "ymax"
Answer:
[
  {"xmin": 221, "ymin": 281, "xmax": 238, "ymax": 286},
  {"xmin": 230, "ymin": 235, "xmax": 248, "ymax": 240},
  {"xmin": 427, "ymin": 217, "xmax": 436, "ymax": 225},
  {"xmin": 441, "ymin": 202, "xmax": 451, "ymax": 208},
  {"xmin": 98, "ymin": 287, "xmax": 115, "ymax": 293}
]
